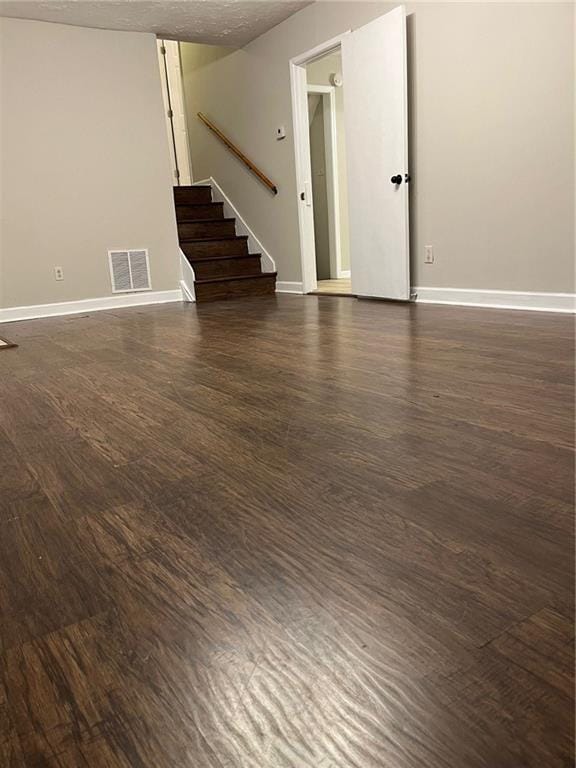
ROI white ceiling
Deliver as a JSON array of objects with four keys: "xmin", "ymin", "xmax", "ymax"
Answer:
[{"xmin": 0, "ymin": 0, "xmax": 312, "ymax": 46}]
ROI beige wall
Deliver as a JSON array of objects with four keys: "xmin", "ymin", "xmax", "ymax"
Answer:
[
  {"xmin": 307, "ymin": 51, "xmax": 350, "ymax": 274},
  {"xmin": 181, "ymin": 2, "xmax": 574, "ymax": 292},
  {"xmin": 0, "ymin": 18, "xmax": 180, "ymax": 309}
]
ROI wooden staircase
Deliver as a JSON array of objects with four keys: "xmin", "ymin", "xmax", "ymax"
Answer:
[{"xmin": 174, "ymin": 185, "xmax": 277, "ymax": 303}]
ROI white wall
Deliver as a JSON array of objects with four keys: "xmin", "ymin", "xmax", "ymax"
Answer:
[
  {"xmin": 0, "ymin": 17, "xmax": 180, "ymax": 310},
  {"xmin": 181, "ymin": 2, "xmax": 574, "ymax": 294}
]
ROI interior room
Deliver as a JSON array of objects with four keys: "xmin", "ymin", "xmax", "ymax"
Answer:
[{"xmin": 0, "ymin": 2, "xmax": 574, "ymax": 767}]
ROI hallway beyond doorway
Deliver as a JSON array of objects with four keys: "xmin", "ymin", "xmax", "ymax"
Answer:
[
  {"xmin": 305, "ymin": 50, "xmax": 350, "ymax": 290},
  {"xmin": 314, "ymin": 278, "xmax": 353, "ymax": 295}
]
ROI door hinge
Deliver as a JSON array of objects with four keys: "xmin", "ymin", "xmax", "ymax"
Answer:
[
  {"xmin": 167, "ymin": 108, "xmax": 173, "ymax": 118},
  {"xmin": 160, "ymin": 45, "xmax": 167, "ymax": 55},
  {"xmin": 174, "ymin": 168, "xmax": 180, "ymax": 179}
]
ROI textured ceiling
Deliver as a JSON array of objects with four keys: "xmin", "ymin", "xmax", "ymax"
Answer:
[{"xmin": 0, "ymin": 0, "xmax": 312, "ymax": 46}]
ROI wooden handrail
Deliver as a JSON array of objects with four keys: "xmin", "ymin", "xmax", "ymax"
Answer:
[{"xmin": 197, "ymin": 112, "xmax": 278, "ymax": 195}]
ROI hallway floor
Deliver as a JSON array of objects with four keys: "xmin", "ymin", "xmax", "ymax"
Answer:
[
  {"xmin": 314, "ymin": 278, "xmax": 353, "ymax": 295},
  {"xmin": 0, "ymin": 295, "xmax": 573, "ymax": 767}
]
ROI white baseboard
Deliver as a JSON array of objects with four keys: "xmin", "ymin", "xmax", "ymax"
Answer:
[
  {"xmin": 276, "ymin": 281, "xmax": 304, "ymax": 294},
  {"xmin": 0, "ymin": 290, "xmax": 183, "ymax": 324},
  {"xmin": 338, "ymin": 270, "xmax": 351, "ymax": 279},
  {"xmin": 6, "ymin": 285, "xmax": 569, "ymax": 323},
  {"xmin": 413, "ymin": 287, "xmax": 576, "ymax": 314}
]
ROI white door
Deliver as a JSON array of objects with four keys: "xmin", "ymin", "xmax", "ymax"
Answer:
[
  {"xmin": 157, "ymin": 40, "xmax": 192, "ymax": 186},
  {"xmin": 163, "ymin": 41, "xmax": 192, "ymax": 186},
  {"xmin": 342, "ymin": 6, "xmax": 410, "ymax": 300},
  {"xmin": 157, "ymin": 40, "xmax": 179, "ymax": 185}
]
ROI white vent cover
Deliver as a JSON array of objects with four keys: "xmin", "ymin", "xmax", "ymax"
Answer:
[{"xmin": 108, "ymin": 250, "xmax": 151, "ymax": 293}]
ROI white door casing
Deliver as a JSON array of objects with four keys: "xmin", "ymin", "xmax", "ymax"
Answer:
[
  {"xmin": 290, "ymin": 33, "xmax": 349, "ymax": 293},
  {"xmin": 291, "ymin": 61, "xmax": 317, "ymax": 293}
]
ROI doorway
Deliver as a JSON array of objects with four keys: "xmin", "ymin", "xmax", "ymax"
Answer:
[
  {"xmin": 306, "ymin": 51, "xmax": 352, "ymax": 296},
  {"xmin": 290, "ymin": 7, "xmax": 410, "ymax": 300}
]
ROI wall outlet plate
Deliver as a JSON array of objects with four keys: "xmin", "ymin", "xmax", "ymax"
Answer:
[
  {"xmin": 54, "ymin": 266, "xmax": 64, "ymax": 281},
  {"xmin": 276, "ymin": 125, "xmax": 286, "ymax": 140},
  {"xmin": 424, "ymin": 246, "xmax": 434, "ymax": 264}
]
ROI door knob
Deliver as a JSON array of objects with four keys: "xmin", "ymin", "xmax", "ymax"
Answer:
[{"xmin": 390, "ymin": 174, "xmax": 402, "ymax": 185}]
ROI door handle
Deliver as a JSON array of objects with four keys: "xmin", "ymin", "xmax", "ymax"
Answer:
[{"xmin": 390, "ymin": 174, "xmax": 402, "ymax": 185}]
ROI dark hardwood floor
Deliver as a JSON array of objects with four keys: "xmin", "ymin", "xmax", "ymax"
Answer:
[{"xmin": 0, "ymin": 295, "xmax": 573, "ymax": 767}]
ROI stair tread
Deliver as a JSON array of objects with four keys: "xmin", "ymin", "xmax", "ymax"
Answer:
[
  {"xmin": 175, "ymin": 205, "xmax": 223, "ymax": 217},
  {"xmin": 179, "ymin": 234, "xmax": 248, "ymax": 243},
  {"xmin": 195, "ymin": 272, "xmax": 277, "ymax": 285},
  {"xmin": 187, "ymin": 252, "xmax": 261, "ymax": 263},
  {"xmin": 173, "ymin": 186, "xmax": 212, "ymax": 200},
  {"xmin": 179, "ymin": 217, "xmax": 235, "ymax": 224},
  {"xmin": 174, "ymin": 185, "xmax": 211, "ymax": 190},
  {"xmin": 177, "ymin": 215, "xmax": 224, "ymax": 223},
  {"xmin": 175, "ymin": 201, "xmax": 221, "ymax": 207}
]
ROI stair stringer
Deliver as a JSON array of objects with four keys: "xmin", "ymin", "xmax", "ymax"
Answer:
[{"xmin": 179, "ymin": 248, "xmax": 196, "ymax": 302}]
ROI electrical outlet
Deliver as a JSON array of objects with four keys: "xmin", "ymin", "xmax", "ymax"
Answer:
[
  {"xmin": 54, "ymin": 266, "xmax": 64, "ymax": 281},
  {"xmin": 424, "ymin": 246, "xmax": 434, "ymax": 264}
]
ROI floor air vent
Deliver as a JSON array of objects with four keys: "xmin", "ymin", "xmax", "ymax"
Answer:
[{"xmin": 108, "ymin": 250, "xmax": 151, "ymax": 293}]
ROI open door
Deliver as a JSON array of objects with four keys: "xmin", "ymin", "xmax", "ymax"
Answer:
[
  {"xmin": 157, "ymin": 40, "xmax": 192, "ymax": 186},
  {"xmin": 342, "ymin": 6, "xmax": 410, "ymax": 300}
]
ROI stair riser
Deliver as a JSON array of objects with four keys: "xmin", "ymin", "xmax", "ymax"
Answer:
[
  {"xmin": 191, "ymin": 257, "xmax": 262, "ymax": 280},
  {"xmin": 195, "ymin": 276, "xmax": 276, "ymax": 303},
  {"xmin": 180, "ymin": 238, "xmax": 249, "ymax": 259},
  {"xmin": 178, "ymin": 220, "xmax": 236, "ymax": 239},
  {"xmin": 176, "ymin": 203, "xmax": 224, "ymax": 221},
  {"xmin": 174, "ymin": 186, "xmax": 212, "ymax": 204}
]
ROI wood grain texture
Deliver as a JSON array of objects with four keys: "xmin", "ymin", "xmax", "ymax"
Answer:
[
  {"xmin": 178, "ymin": 217, "xmax": 237, "ymax": 239},
  {"xmin": 0, "ymin": 295, "xmax": 573, "ymax": 767},
  {"xmin": 181, "ymin": 236, "xmax": 249, "ymax": 259}
]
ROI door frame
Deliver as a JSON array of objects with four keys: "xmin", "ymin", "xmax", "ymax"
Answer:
[
  {"xmin": 307, "ymin": 84, "xmax": 345, "ymax": 281},
  {"xmin": 290, "ymin": 33, "xmax": 350, "ymax": 294}
]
